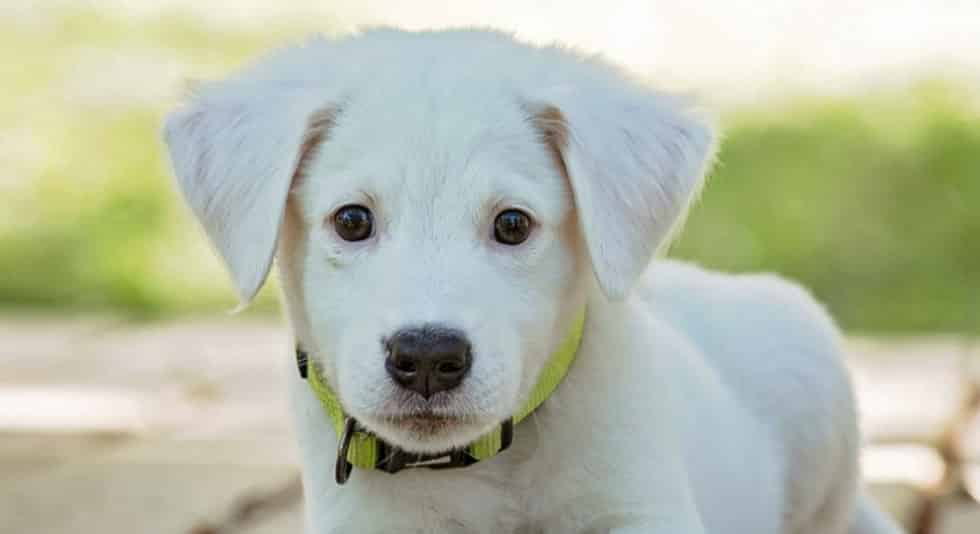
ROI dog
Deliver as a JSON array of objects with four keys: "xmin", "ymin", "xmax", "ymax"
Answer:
[{"xmin": 163, "ymin": 28, "xmax": 904, "ymax": 534}]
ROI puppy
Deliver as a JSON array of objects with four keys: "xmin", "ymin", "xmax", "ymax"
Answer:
[{"xmin": 163, "ymin": 28, "xmax": 904, "ymax": 534}]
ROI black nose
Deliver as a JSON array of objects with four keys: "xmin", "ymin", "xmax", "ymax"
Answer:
[{"xmin": 385, "ymin": 326, "xmax": 472, "ymax": 399}]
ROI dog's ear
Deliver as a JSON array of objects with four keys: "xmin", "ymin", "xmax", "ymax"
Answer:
[
  {"xmin": 162, "ymin": 86, "xmax": 336, "ymax": 304},
  {"xmin": 527, "ymin": 83, "xmax": 717, "ymax": 299}
]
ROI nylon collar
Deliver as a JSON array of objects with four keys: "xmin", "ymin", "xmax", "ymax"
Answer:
[{"xmin": 295, "ymin": 307, "xmax": 586, "ymax": 484}]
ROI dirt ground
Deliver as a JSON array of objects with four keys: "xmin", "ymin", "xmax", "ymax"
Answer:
[{"xmin": 1, "ymin": 316, "xmax": 979, "ymax": 533}]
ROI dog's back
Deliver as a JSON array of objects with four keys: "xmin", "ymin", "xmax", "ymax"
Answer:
[{"xmin": 638, "ymin": 260, "xmax": 902, "ymax": 533}]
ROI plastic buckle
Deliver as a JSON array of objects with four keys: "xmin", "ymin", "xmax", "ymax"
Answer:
[
  {"xmin": 295, "ymin": 347, "xmax": 309, "ymax": 379},
  {"xmin": 376, "ymin": 446, "xmax": 476, "ymax": 473},
  {"xmin": 335, "ymin": 417, "xmax": 356, "ymax": 485}
]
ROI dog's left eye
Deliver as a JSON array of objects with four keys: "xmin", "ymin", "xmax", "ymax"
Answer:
[
  {"xmin": 494, "ymin": 209, "xmax": 533, "ymax": 245},
  {"xmin": 333, "ymin": 204, "xmax": 374, "ymax": 242}
]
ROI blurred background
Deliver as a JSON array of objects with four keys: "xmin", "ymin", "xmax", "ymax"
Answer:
[{"xmin": 1, "ymin": 1, "xmax": 977, "ymax": 533}]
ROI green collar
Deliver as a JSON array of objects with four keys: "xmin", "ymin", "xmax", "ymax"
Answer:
[{"xmin": 295, "ymin": 307, "xmax": 586, "ymax": 484}]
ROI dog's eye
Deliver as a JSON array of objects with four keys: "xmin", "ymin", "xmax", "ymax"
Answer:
[
  {"xmin": 493, "ymin": 209, "xmax": 533, "ymax": 245},
  {"xmin": 333, "ymin": 205, "xmax": 374, "ymax": 242}
]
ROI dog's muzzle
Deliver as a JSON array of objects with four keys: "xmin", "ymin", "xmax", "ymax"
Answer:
[{"xmin": 295, "ymin": 306, "xmax": 586, "ymax": 485}]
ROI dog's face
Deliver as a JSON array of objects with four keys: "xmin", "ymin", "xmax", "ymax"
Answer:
[
  {"xmin": 290, "ymin": 94, "xmax": 580, "ymax": 452},
  {"xmin": 163, "ymin": 29, "xmax": 715, "ymax": 453}
]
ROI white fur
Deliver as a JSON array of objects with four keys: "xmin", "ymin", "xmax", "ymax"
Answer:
[{"xmin": 163, "ymin": 28, "xmax": 904, "ymax": 534}]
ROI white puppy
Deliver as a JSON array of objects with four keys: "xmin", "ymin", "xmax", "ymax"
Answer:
[{"xmin": 163, "ymin": 28, "xmax": 904, "ymax": 534}]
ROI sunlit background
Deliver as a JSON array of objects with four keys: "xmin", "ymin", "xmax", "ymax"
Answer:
[{"xmin": 1, "ymin": 2, "xmax": 978, "ymax": 533}]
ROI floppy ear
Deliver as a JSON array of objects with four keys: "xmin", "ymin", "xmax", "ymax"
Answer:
[
  {"xmin": 528, "ymin": 83, "xmax": 717, "ymax": 299},
  {"xmin": 162, "ymin": 86, "xmax": 336, "ymax": 304}
]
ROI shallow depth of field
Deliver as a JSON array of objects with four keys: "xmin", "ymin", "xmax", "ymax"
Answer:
[
  {"xmin": 2, "ymin": 9, "xmax": 977, "ymax": 334},
  {"xmin": 1, "ymin": 3, "xmax": 978, "ymax": 534}
]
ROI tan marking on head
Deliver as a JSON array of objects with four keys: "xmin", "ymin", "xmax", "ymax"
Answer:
[
  {"xmin": 291, "ymin": 107, "xmax": 338, "ymax": 189},
  {"xmin": 530, "ymin": 105, "xmax": 570, "ymax": 182},
  {"xmin": 529, "ymin": 105, "xmax": 590, "ymax": 287}
]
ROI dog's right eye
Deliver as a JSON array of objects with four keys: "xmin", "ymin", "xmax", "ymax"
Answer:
[
  {"xmin": 494, "ymin": 209, "xmax": 533, "ymax": 245},
  {"xmin": 333, "ymin": 205, "xmax": 374, "ymax": 242}
]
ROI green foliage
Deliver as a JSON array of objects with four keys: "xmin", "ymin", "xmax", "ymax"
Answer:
[
  {"xmin": 0, "ymin": 9, "xmax": 302, "ymax": 318},
  {"xmin": 2, "ymin": 11, "xmax": 977, "ymax": 332},
  {"xmin": 671, "ymin": 84, "xmax": 980, "ymax": 334}
]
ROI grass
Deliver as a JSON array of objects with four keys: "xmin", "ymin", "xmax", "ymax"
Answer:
[
  {"xmin": 2, "ymin": 10, "xmax": 978, "ymax": 333},
  {"xmin": 671, "ymin": 83, "xmax": 980, "ymax": 334}
]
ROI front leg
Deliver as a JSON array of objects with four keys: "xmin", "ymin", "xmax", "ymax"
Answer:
[
  {"xmin": 608, "ymin": 516, "xmax": 705, "ymax": 534},
  {"xmin": 599, "ymin": 488, "xmax": 706, "ymax": 534},
  {"xmin": 538, "ymin": 451, "xmax": 707, "ymax": 534},
  {"xmin": 610, "ymin": 528, "xmax": 703, "ymax": 534},
  {"xmin": 535, "ymin": 311, "xmax": 711, "ymax": 534},
  {"xmin": 567, "ymin": 496, "xmax": 706, "ymax": 534}
]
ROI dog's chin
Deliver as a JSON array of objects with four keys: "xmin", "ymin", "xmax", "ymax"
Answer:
[{"xmin": 359, "ymin": 412, "xmax": 499, "ymax": 455}]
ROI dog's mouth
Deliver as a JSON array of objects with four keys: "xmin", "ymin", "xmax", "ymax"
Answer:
[
  {"xmin": 351, "ymin": 387, "xmax": 501, "ymax": 452},
  {"xmin": 362, "ymin": 402, "xmax": 491, "ymax": 451},
  {"xmin": 359, "ymin": 410, "xmax": 486, "ymax": 453},
  {"xmin": 373, "ymin": 390, "xmax": 478, "ymax": 431},
  {"xmin": 387, "ymin": 412, "xmax": 461, "ymax": 433}
]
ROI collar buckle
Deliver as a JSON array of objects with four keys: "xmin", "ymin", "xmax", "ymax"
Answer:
[
  {"xmin": 335, "ymin": 417, "xmax": 356, "ymax": 485},
  {"xmin": 376, "ymin": 443, "xmax": 477, "ymax": 474},
  {"xmin": 295, "ymin": 348, "xmax": 309, "ymax": 379}
]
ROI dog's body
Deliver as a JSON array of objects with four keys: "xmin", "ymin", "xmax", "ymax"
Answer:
[
  {"xmin": 163, "ymin": 29, "xmax": 903, "ymax": 533},
  {"xmin": 287, "ymin": 261, "xmax": 895, "ymax": 534}
]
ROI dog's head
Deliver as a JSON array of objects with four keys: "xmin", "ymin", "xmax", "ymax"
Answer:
[{"xmin": 163, "ymin": 29, "xmax": 715, "ymax": 453}]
